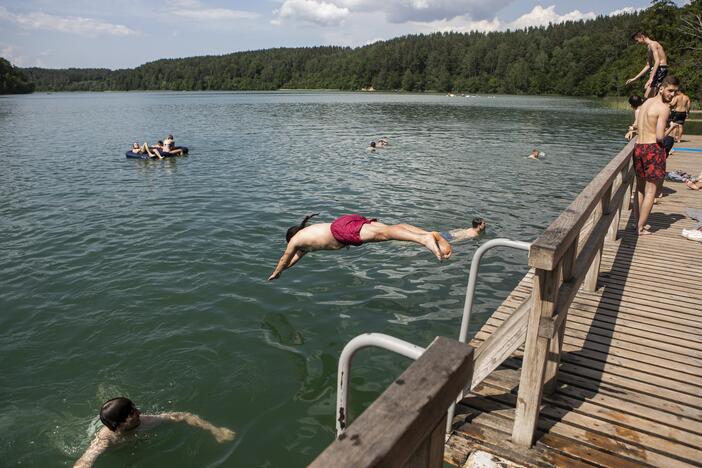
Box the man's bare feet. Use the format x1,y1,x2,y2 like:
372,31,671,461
432,232,452,259
424,233,443,261
638,228,652,236
686,180,700,190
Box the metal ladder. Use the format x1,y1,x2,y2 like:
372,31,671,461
335,238,531,436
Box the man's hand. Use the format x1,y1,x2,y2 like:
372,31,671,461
626,78,635,85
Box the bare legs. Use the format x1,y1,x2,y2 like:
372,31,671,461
359,222,452,260
635,176,662,235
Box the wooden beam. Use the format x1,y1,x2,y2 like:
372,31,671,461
310,337,473,468
512,266,561,446
469,297,530,391
528,140,635,271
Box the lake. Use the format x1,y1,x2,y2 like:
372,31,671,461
0,91,630,467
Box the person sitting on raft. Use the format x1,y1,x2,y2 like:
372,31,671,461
439,217,487,242
74,397,234,468
131,142,160,159
159,134,184,157
268,214,452,281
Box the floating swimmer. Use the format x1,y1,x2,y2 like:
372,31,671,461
268,214,452,281
74,397,234,468
528,149,546,160
439,217,487,243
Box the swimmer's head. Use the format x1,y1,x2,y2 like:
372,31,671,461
286,213,319,243
472,217,486,231
628,95,644,109
100,397,140,432
132,143,139,149
370,141,376,148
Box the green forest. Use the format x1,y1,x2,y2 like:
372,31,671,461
5,0,702,99
0,58,35,94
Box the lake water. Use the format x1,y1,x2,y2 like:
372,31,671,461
0,91,630,467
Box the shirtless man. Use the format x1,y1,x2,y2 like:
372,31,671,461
440,218,486,242
632,75,679,236
626,32,668,98
74,397,234,468
268,214,452,280
669,90,692,143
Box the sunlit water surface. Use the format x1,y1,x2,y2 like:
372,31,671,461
0,91,630,466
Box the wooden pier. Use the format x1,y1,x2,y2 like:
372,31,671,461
446,134,702,467
313,136,702,468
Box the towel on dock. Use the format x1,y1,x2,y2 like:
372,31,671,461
666,170,697,182
686,208,702,229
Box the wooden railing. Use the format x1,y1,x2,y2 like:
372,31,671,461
512,140,636,445
310,337,474,468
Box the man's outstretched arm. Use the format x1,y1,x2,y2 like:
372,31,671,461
268,244,301,281
626,65,650,84
154,412,235,443
74,431,115,468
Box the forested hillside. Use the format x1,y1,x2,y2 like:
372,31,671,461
0,58,35,94
15,1,702,99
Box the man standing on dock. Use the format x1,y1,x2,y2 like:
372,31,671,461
632,75,679,236
626,32,668,98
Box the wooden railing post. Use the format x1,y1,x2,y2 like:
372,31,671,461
543,235,578,395
607,168,626,241
584,186,611,292
512,264,561,446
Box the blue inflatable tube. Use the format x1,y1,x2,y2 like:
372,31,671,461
125,146,189,159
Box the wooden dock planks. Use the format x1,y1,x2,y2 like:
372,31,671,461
446,135,702,467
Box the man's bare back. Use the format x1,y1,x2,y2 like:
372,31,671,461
637,97,670,144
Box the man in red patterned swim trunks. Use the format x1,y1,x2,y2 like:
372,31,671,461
268,213,452,280
632,75,679,236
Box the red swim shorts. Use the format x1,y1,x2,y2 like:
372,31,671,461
330,214,377,246
633,143,666,182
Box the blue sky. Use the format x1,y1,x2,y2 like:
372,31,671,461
0,0,682,69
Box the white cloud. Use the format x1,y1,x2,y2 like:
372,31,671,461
274,0,350,26
272,0,514,26
0,6,139,37
609,6,642,16
167,0,259,21
507,5,595,30
405,4,596,34
0,44,49,67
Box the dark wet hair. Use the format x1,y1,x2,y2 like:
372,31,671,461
472,217,484,228
286,213,319,243
158,140,163,145
628,95,644,108
370,141,376,148
661,75,680,87
630,31,645,41
100,397,137,431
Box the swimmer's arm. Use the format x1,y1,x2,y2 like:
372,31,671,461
154,412,235,443
287,249,306,269
74,430,115,468
268,243,299,281
656,107,671,143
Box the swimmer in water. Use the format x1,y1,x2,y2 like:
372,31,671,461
268,214,452,281
528,149,540,160
368,141,377,152
439,218,487,243
74,397,234,468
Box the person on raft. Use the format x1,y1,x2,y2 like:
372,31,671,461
268,214,452,281
74,397,234,468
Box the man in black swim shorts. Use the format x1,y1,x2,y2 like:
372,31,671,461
626,32,669,98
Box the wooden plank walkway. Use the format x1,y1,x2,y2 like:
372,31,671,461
446,135,702,467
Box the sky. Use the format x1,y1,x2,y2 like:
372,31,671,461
0,0,686,69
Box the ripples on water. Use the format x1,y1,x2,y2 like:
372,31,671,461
0,92,629,466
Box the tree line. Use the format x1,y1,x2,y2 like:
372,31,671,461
0,58,35,94
5,1,702,99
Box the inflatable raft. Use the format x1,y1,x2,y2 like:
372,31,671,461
125,147,189,159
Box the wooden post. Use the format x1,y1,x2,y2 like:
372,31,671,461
543,236,578,395
512,266,561,447
584,186,611,292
